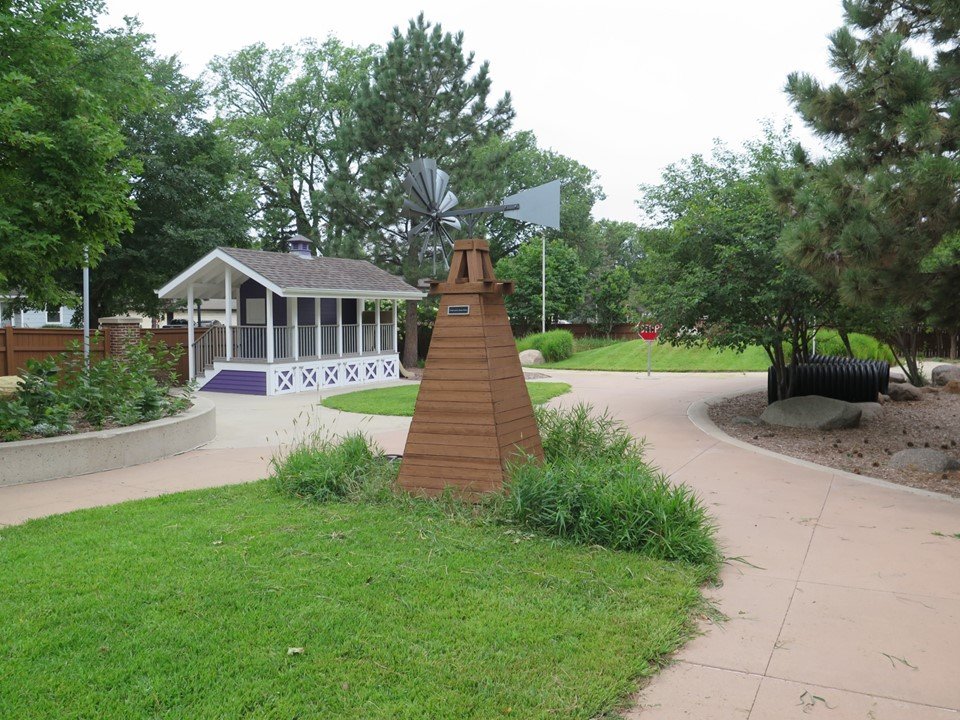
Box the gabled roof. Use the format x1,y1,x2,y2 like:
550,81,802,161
157,247,425,300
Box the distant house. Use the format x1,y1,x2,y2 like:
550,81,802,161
0,296,72,328
157,237,424,396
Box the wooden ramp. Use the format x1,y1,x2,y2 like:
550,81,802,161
397,239,544,497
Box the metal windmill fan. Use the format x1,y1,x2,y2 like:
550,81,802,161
402,157,561,273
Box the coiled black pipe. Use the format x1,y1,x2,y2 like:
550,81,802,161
767,356,890,404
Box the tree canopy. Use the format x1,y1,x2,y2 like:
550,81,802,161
775,0,960,383
638,133,826,399
0,0,151,309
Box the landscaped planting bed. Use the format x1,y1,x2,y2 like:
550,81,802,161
710,389,960,497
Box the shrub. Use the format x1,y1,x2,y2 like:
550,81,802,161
535,402,641,462
0,337,191,442
272,432,398,503
501,403,720,570
504,456,720,567
516,330,575,362
815,330,895,362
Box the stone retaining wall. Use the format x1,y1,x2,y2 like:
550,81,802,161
0,397,216,487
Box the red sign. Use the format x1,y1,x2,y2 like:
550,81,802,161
639,331,658,341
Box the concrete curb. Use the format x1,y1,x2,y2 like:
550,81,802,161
0,396,216,487
687,390,960,505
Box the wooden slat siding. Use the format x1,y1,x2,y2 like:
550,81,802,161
200,369,267,395
398,239,543,497
1,327,107,376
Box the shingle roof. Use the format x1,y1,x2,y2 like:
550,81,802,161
219,247,420,295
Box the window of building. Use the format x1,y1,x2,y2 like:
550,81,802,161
46,307,61,323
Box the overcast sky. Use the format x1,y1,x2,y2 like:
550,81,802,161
104,0,845,224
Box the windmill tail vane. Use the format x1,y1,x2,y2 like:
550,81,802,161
401,157,561,273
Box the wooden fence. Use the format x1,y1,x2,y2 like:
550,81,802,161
1,326,193,382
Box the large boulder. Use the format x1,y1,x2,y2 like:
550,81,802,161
761,395,862,430
889,448,960,473
888,370,907,384
945,380,960,395
854,402,883,423
519,349,545,366
887,383,922,402
931,364,960,387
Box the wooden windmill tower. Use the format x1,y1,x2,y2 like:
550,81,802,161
397,238,544,497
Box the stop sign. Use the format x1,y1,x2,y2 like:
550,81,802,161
639,330,658,341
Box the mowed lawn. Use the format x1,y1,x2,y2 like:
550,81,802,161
321,381,571,416
0,482,707,719
540,340,770,372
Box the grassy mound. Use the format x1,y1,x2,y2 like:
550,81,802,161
320,381,571,416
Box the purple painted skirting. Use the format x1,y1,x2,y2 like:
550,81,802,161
201,369,267,395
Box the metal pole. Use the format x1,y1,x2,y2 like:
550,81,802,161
646,340,653,377
82,247,90,366
541,236,546,334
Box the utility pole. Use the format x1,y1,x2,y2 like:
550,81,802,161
541,236,546,334
82,247,90,367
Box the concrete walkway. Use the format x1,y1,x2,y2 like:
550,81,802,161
1,371,958,718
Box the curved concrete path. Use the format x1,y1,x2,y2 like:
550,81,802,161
1,371,958,719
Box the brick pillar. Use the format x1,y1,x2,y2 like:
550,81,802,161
99,316,144,358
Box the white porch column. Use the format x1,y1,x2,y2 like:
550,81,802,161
266,289,274,363
336,297,343,357
187,284,195,380
290,297,299,361
375,298,382,354
224,268,233,361
314,297,322,358
356,298,364,356
392,300,398,354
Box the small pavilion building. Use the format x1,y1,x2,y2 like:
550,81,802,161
157,238,424,395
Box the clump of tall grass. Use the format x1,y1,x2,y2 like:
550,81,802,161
501,403,721,571
516,330,575,362
271,431,397,503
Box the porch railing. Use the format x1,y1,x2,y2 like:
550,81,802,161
192,323,397,372
341,324,358,354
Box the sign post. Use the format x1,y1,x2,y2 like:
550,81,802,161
638,325,661,377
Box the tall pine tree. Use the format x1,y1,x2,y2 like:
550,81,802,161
330,14,514,367
776,0,960,383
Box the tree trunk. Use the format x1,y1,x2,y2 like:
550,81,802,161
402,299,419,369
951,331,958,360
839,328,854,357
892,326,924,386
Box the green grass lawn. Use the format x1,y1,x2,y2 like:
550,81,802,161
0,482,707,719
540,339,771,372
321,381,571,416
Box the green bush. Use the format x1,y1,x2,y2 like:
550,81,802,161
0,336,191,442
815,330,895,362
500,403,720,570
516,329,575,362
272,432,398,503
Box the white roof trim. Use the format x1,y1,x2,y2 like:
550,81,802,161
157,248,283,299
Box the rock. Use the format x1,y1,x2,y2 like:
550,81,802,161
919,385,940,394
761,395,861,431
0,375,19,400
519,349,545,366
945,380,960,395
931,364,960,387
877,393,890,404
888,371,907,384
733,416,761,426
889,448,960,473
887,383,922,402
854,402,883,423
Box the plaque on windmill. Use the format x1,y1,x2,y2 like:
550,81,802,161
397,239,544,497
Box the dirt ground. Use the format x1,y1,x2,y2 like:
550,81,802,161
710,387,960,498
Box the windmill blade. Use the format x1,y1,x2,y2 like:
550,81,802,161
432,169,450,206
401,197,431,219
440,215,461,231
438,190,458,213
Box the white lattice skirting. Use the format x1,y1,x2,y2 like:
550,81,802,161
201,355,400,396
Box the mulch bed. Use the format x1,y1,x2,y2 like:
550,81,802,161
709,387,960,498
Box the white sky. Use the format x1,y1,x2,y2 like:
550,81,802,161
105,0,845,224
